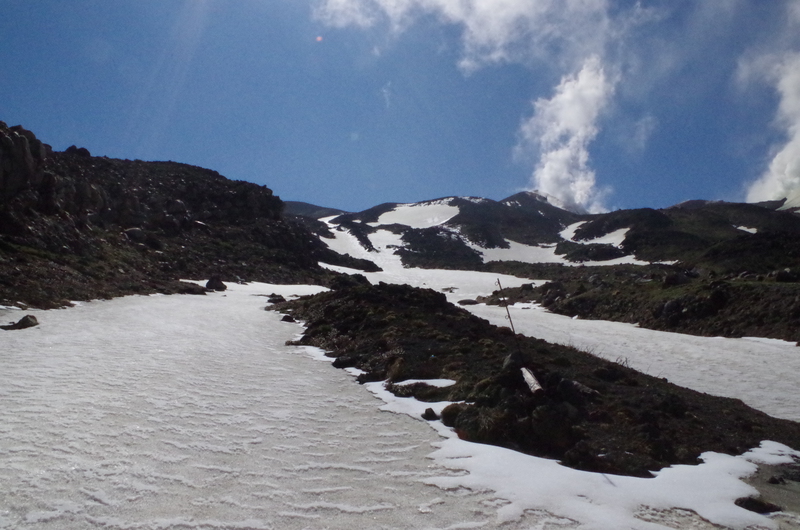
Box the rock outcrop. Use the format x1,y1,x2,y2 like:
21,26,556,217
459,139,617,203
0,121,379,308
0,123,53,202
205,275,227,291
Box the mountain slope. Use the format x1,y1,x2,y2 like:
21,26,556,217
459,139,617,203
302,192,800,342
312,192,800,273
0,122,376,308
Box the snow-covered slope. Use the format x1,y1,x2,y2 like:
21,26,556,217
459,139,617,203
323,196,651,268
366,200,460,228
316,193,800,273
3,280,799,529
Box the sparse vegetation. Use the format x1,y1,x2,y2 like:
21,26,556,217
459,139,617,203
276,281,800,478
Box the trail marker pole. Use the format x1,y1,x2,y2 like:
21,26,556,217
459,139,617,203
496,278,517,334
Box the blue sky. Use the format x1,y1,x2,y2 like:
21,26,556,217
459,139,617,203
2,1,800,213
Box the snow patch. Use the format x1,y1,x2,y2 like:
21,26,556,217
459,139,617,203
394,378,456,388
368,201,460,228
559,221,587,241
583,227,629,247
3,277,800,529
559,222,629,248
468,239,649,266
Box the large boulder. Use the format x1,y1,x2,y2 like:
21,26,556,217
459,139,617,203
1,314,39,330
206,275,227,291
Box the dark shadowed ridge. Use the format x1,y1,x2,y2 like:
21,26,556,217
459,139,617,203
0,121,379,308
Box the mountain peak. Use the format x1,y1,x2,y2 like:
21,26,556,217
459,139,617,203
502,190,588,214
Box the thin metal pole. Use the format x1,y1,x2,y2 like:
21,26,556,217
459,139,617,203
496,278,517,335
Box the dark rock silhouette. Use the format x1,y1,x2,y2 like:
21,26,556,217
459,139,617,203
1,314,39,330
205,276,227,291
0,121,380,308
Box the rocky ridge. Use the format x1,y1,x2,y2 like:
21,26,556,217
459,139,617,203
292,192,800,343
0,122,377,308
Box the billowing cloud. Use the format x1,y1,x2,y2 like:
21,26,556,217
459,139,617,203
742,0,800,205
745,52,800,202
516,56,614,213
314,0,616,212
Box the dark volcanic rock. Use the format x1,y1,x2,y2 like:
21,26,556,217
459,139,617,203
1,314,39,330
483,262,800,343
0,121,379,308
275,282,800,478
422,408,439,421
734,496,782,514
65,145,91,157
206,275,227,291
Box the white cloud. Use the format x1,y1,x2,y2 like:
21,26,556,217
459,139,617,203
516,56,614,213
733,1,800,202
315,0,610,71
315,0,618,212
745,52,800,202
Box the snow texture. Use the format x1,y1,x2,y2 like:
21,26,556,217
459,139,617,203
1,284,552,529
3,281,799,529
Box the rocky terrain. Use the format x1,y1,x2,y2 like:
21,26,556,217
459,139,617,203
481,262,800,343
275,280,800,479
296,190,800,343
0,122,377,308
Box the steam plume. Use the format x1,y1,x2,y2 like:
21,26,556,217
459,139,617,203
517,56,614,213
745,53,800,202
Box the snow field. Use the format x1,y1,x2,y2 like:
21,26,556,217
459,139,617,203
0,284,551,529
366,201,460,229
3,282,799,528
468,303,800,423
329,204,648,268
4,208,800,529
